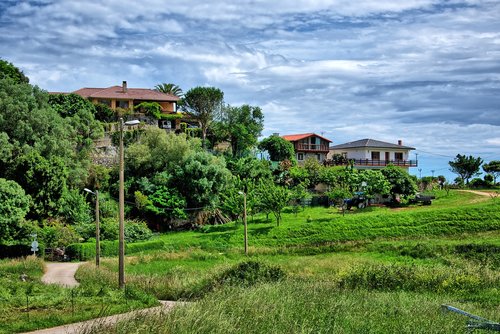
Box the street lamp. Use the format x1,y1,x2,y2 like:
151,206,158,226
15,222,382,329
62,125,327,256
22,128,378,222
238,191,248,256
84,188,100,267
119,118,140,289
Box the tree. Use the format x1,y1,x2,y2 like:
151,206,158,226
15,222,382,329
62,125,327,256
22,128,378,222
183,86,224,147
0,178,31,242
482,160,500,184
155,83,183,97
357,169,391,197
216,104,264,157
126,127,201,177
256,180,290,226
449,154,483,184
172,151,232,209
0,58,29,84
258,135,295,162
380,165,418,201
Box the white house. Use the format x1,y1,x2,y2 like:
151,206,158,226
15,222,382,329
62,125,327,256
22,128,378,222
327,138,417,170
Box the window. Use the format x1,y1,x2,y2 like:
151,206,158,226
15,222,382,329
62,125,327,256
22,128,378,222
97,99,111,107
116,100,129,109
371,151,380,160
298,153,304,161
395,152,403,160
316,153,322,161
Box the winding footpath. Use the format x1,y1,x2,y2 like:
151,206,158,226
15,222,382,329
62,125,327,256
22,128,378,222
41,262,82,287
23,263,183,334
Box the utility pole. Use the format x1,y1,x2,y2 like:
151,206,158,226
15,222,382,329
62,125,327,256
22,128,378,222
118,119,125,289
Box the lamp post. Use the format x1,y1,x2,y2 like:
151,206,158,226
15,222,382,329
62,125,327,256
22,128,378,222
119,118,140,289
238,191,248,256
84,188,100,267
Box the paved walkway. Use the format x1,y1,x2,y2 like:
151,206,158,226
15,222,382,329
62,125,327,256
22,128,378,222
21,300,181,334
41,262,83,287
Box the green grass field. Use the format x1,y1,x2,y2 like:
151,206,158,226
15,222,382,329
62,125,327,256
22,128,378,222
1,190,499,333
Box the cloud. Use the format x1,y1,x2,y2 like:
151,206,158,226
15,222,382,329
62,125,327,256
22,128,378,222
1,0,499,181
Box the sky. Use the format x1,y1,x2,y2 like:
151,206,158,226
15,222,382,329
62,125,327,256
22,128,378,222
1,0,499,181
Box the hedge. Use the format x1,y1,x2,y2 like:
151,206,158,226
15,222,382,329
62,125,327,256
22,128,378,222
0,243,45,259
65,240,165,261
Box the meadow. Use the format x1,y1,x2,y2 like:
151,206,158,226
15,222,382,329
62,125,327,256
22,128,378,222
1,189,499,333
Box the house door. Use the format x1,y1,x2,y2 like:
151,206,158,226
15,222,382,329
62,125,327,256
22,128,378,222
385,152,390,162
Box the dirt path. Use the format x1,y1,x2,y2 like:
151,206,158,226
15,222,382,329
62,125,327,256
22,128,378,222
41,262,83,287
459,189,496,197
21,300,182,334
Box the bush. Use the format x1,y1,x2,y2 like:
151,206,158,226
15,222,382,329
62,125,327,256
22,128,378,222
37,220,80,248
0,244,45,259
212,261,286,288
125,220,153,242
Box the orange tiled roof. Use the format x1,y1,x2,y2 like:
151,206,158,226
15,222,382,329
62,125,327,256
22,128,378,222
72,86,180,102
282,133,332,142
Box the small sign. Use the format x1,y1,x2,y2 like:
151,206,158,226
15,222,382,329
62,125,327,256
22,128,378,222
31,240,39,253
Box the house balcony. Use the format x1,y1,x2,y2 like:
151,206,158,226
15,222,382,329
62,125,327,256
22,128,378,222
351,159,418,167
296,143,329,152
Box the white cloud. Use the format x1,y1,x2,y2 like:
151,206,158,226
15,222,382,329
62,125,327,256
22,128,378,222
1,0,499,177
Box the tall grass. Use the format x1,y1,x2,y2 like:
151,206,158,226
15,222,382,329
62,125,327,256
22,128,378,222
83,280,500,334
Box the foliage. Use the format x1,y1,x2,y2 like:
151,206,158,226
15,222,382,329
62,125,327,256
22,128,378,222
173,151,232,209
14,151,69,217
256,180,291,226
326,187,352,206
449,154,483,184
127,127,201,177
258,135,295,162
183,86,224,146
124,220,154,242
37,220,80,248
482,160,500,184
215,104,264,157
94,103,116,122
381,165,418,200
155,82,183,97
48,93,104,153
0,178,30,242
289,183,310,214
320,166,358,191
211,261,285,288
58,188,92,224
133,172,187,221
134,101,162,119
226,157,272,192
0,58,29,84
357,169,391,196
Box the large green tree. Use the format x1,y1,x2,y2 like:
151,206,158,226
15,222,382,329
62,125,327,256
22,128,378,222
216,104,264,157
258,135,295,162
0,58,29,84
173,151,232,209
183,86,224,147
0,178,30,242
380,165,418,200
482,160,500,184
449,154,483,184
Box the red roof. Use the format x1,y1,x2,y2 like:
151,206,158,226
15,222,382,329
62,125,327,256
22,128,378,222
282,133,332,142
72,86,180,102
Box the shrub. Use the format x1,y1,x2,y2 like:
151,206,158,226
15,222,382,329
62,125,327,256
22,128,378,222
125,220,153,242
211,261,286,289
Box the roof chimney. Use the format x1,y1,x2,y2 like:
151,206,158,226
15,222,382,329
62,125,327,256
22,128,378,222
122,81,127,93
398,140,402,146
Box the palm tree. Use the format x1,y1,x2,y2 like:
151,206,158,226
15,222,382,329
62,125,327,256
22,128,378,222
154,83,183,97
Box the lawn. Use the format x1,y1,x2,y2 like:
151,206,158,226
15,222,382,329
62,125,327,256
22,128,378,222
1,190,499,333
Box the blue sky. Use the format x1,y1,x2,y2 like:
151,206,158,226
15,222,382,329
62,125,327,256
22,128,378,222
1,0,499,181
